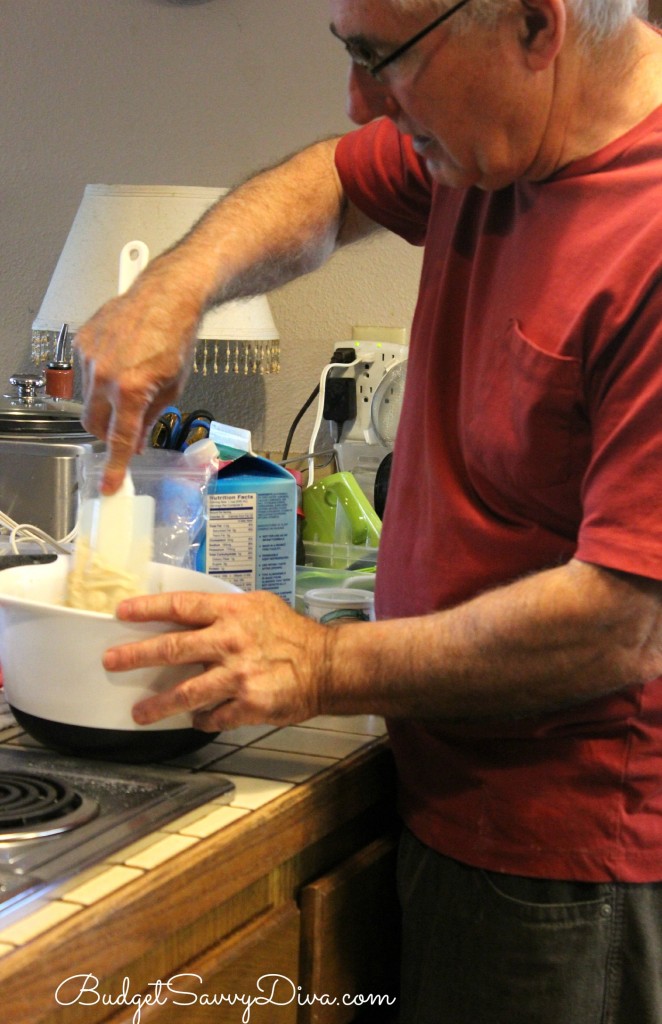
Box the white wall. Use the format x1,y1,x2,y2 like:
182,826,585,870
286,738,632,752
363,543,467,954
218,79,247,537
1,0,422,453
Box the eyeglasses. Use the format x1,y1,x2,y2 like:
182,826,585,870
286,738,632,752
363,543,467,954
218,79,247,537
331,0,473,81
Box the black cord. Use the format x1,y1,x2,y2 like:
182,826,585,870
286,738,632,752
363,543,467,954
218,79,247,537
282,348,356,461
282,384,320,462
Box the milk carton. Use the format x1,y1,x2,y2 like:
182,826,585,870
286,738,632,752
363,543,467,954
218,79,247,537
197,423,297,605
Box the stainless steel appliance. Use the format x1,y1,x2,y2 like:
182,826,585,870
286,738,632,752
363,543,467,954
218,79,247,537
0,373,101,539
0,691,233,923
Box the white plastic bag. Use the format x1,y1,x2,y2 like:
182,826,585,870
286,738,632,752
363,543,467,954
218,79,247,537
77,443,217,570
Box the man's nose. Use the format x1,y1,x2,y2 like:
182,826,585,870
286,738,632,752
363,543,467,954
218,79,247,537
346,66,399,124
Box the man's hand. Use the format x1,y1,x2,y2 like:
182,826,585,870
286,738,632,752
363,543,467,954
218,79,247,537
74,270,202,494
102,589,334,732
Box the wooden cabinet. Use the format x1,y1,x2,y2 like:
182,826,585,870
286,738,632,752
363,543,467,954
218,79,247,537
107,835,400,1024
299,837,400,1024
0,742,399,1024
110,902,301,1024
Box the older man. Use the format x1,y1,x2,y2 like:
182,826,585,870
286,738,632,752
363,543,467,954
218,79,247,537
76,2,662,1020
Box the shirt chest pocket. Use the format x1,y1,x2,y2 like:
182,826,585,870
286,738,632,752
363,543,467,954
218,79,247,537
462,319,586,495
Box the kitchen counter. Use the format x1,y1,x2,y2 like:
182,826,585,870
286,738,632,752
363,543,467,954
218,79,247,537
0,710,399,1024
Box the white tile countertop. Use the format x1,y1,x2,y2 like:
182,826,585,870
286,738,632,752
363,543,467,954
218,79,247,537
0,705,387,952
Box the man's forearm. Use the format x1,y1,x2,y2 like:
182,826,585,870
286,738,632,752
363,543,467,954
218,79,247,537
323,559,662,721
139,136,360,320
74,136,379,493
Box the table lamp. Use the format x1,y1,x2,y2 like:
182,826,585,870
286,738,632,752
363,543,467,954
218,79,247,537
31,184,280,381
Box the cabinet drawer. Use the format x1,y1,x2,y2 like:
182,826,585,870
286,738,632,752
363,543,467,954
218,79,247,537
299,836,400,1024
108,901,300,1024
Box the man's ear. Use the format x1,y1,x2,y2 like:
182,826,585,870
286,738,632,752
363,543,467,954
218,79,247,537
519,0,566,69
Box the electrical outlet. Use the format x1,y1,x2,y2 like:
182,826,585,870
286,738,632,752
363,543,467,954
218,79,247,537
351,325,408,345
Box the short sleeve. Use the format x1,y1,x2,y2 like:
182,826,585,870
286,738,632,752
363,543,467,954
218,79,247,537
335,118,432,245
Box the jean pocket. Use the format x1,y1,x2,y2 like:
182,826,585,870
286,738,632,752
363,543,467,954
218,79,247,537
460,871,616,1024
480,869,614,923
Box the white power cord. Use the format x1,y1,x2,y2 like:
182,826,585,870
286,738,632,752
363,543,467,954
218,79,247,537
307,357,362,484
0,510,74,555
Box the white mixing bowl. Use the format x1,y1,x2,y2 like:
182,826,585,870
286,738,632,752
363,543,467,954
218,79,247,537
0,555,241,761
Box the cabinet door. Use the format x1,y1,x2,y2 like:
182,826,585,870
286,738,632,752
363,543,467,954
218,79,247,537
108,901,300,1024
298,837,400,1024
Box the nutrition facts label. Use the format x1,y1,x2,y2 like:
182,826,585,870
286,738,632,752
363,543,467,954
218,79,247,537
205,492,257,591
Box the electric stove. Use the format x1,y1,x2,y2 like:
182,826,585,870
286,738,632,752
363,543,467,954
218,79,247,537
0,694,233,922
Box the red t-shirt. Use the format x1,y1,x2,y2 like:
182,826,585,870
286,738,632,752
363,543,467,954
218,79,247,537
335,110,662,881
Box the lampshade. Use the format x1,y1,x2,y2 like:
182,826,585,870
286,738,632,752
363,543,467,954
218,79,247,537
32,184,280,374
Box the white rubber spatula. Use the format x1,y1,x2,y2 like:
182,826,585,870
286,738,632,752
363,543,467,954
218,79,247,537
67,471,155,613
66,237,156,613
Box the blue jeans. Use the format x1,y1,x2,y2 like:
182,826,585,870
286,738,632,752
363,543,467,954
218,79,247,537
397,829,662,1024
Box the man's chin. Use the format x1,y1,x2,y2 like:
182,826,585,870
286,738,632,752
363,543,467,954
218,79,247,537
425,153,507,192
411,134,482,189
424,155,470,189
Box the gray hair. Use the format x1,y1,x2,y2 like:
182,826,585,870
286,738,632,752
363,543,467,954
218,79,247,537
387,0,647,43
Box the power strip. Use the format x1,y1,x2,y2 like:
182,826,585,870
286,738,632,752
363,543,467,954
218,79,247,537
307,339,408,487
311,340,407,446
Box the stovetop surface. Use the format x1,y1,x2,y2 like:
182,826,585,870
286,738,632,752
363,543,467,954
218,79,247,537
0,698,234,920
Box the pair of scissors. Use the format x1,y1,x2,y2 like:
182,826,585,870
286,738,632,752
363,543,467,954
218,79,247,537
150,406,216,451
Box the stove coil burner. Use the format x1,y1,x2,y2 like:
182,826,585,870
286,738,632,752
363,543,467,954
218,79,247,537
0,771,99,841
